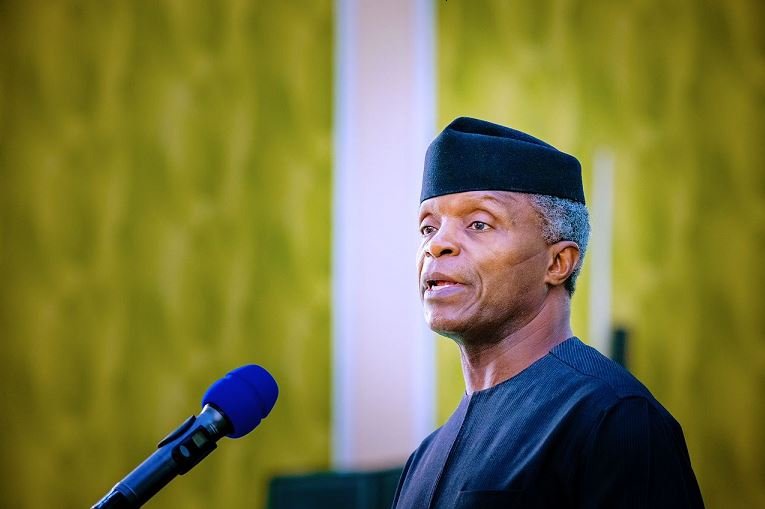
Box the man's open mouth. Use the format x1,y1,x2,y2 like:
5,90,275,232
426,280,460,290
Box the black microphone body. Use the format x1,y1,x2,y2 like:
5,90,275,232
92,404,230,509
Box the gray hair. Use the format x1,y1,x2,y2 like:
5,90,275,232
527,194,590,295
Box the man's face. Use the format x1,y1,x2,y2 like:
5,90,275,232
417,191,551,342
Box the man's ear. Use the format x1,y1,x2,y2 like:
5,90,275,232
544,241,580,287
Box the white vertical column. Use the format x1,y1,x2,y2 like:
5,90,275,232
589,149,615,357
333,0,436,469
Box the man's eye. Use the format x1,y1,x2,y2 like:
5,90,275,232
420,225,437,236
468,221,491,231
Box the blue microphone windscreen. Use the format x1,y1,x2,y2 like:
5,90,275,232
202,365,279,439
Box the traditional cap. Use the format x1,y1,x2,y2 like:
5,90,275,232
421,117,585,204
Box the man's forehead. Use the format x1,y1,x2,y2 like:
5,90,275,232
418,190,527,217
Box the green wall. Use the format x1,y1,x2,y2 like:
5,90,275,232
436,1,764,507
0,1,332,507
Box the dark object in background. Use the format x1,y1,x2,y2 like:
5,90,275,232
611,327,629,368
267,467,403,509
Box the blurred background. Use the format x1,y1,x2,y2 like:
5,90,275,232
0,1,762,508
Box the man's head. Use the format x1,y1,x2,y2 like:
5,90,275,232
417,117,590,341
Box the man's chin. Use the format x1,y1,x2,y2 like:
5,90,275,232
425,314,469,340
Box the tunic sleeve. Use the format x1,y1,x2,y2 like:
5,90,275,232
576,396,704,508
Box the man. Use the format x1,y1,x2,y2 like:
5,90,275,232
392,117,704,508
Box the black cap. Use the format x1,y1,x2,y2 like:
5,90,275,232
421,117,585,204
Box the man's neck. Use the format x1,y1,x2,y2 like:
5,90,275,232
458,292,573,394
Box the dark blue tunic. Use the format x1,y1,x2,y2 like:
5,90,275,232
392,337,704,508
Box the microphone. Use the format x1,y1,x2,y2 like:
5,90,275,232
91,365,278,509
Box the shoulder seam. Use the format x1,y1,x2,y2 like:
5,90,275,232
548,349,649,402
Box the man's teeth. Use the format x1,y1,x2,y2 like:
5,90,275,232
432,280,456,288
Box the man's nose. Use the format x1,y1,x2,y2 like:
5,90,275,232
425,226,461,258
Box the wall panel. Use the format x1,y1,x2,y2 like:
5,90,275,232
0,2,333,507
